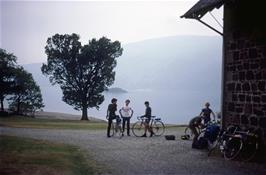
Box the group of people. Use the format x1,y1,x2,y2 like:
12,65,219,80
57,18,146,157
106,98,154,138
106,99,216,143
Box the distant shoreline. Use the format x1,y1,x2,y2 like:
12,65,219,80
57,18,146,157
106,87,128,93
34,111,105,122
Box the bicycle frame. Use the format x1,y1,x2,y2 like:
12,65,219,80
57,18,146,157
132,116,165,137
137,116,158,129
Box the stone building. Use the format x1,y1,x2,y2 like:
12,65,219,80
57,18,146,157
182,0,266,141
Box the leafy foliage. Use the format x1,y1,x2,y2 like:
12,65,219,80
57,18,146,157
0,48,44,116
0,48,17,110
8,67,44,115
42,33,123,120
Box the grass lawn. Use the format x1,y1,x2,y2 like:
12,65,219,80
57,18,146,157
0,116,187,130
0,135,104,175
0,116,107,130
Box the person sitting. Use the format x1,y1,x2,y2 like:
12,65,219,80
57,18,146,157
141,101,154,137
119,99,134,136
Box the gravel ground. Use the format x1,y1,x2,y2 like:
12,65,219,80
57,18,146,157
1,126,266,175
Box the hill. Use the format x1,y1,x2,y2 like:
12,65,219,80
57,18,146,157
23,35,222,124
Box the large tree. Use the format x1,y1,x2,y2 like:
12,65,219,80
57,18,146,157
8,67,44,115
0,48,17,111
41,34,123,120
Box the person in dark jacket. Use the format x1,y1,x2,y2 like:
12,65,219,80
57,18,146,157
141,101,154,137
106,98,118,137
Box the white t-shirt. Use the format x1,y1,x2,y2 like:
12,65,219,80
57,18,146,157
120,106,133,118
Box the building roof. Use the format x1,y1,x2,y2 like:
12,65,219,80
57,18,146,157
181,0,224,19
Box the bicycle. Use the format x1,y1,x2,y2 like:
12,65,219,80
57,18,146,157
208,125,241,158
132,116,165,137
208,125,259,161
106,115,123,138
224,128,259,161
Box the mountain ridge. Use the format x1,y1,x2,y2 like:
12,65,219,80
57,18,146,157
22,35,222,124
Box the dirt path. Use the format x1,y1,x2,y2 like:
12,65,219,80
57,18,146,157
1,126,265,175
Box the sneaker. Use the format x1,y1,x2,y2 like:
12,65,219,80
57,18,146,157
127,134,131,136
107,135,111,138
122,133,124,136
141,134,147,137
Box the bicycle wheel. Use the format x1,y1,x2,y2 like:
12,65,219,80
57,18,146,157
119,128,124,138
184,127,193,139
223,137,243,160
185,127,201,139
208,137,222,157
152,121,165,136
109,122,115,137
117,125,123,138
132,121,145,137
240,136,259,162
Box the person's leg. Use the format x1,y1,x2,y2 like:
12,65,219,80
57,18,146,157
146,119,153,137
126,118,130,136
107,118,112,137
144,123,147,133
122,117,126,133
149,123,154,137
142,121,148,137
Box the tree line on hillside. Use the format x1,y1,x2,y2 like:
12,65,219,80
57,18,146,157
1,34,122,120
0,49,44,116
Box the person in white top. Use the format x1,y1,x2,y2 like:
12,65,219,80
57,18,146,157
119,99,134,136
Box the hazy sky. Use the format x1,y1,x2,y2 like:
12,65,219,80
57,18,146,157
0,0,223,64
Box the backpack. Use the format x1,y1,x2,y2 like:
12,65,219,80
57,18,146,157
192,136,208,149
165,135,175,140
204,125,220,143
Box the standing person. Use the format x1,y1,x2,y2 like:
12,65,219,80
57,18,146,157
189,116,203,148
141,101,154,137
106,98,118,138
119,99,134,136
199,102,216,125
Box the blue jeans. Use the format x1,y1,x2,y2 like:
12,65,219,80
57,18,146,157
122,117,131,135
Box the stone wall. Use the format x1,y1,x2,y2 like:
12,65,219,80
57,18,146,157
223,31,266,139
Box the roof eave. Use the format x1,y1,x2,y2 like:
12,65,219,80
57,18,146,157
181,0,224,19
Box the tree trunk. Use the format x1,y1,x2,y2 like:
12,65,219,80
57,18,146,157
17,96,21,115
0,96,4,111
81,106,89,120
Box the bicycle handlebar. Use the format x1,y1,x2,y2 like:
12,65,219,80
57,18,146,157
223,126,259,139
